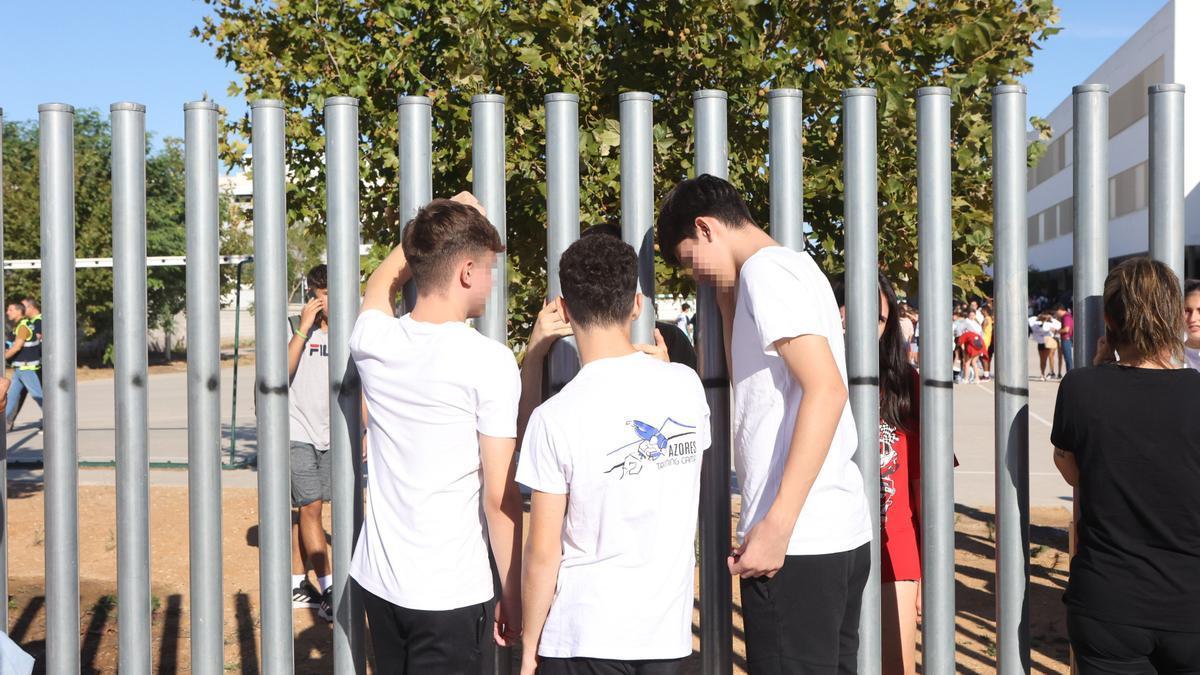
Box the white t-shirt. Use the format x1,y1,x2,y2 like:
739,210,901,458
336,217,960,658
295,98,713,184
348,310,520,611
731,246,872,555
517,352,711,660
288,325,330,450
1028,316,1061,344
961,318,983,336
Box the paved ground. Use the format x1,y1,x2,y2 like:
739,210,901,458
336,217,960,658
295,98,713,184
5,340,1074,506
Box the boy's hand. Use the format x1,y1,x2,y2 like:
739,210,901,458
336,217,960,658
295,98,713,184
633,328,670,363
494,592,522,647
298,298,323,335
528,298,572,357
727,514,790,579
450,191,488,218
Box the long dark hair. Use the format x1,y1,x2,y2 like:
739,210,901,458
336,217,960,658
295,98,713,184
879,272,916,430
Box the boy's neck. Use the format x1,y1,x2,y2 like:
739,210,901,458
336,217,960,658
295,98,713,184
574,324,637,366
410,294,469,324
728,226,780,272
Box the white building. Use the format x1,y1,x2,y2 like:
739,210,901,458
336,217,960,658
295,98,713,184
1026,0,1200,288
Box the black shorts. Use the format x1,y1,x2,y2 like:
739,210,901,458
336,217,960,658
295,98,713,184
740,543,870,674
538,656,685,675
361,583,489,674
1069,611,1200,673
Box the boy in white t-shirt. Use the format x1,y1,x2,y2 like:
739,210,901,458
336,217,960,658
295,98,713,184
657,175,872,673
518,234,711,675
348,193,523,673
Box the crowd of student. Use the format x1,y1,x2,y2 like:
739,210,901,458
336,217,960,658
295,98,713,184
270,174,1200,674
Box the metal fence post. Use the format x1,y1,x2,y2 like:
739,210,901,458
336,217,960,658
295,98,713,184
326,96,366,674
184,100,224,675
992,84,1032,675
112,100,152,675
399,95,432,311
843,87,881,675
916,86,955,673
769,89,804,252
620,92,655,344
40,101,80,675
1073,85,1110,372
1149,84,1185,284
252,99,295,674
693,88,733,675
545,93,581,393
473,94,508,346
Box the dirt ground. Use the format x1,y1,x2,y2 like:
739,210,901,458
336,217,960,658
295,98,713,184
5,481,1071,673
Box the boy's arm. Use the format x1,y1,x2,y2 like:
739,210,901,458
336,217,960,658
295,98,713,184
714,286,736,373
479,432,523,645
360,243,411,317
729,334,847,578
4,325,28,361
520,490,567,675
518,299,572,443
288,299,325,383
1053,447,1079,487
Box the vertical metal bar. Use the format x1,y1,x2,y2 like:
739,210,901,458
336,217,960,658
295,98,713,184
693,88,733,675
398,96,432,312
184,100,223,675
0,105,7,633
326,96,366,674
252,99,294,674
843,88,880,675
473,94,508,345
1073,85,1109,370
113,101,151,675
545,93,581,394
769,89,804,252
40,102,80,675
916,86,955,673
992,84,1031,675
1149,84,1185,285
620,92,655,344
229,259,249,466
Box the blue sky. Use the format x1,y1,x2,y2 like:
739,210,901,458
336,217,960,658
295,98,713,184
0,0,1173,144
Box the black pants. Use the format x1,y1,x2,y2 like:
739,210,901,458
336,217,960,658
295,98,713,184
538,656,684,675
740,543,870,674
1069,611,1200,674
362,584,488,674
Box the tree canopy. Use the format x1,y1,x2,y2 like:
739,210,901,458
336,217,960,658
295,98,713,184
196,0,1059,339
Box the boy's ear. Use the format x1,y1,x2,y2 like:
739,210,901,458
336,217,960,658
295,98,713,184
631,293,643,321
458,256,475,288
558,296,572,325
695,216,715,243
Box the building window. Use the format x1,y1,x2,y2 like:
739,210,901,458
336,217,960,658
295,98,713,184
1109,56,1165,138
1109,161,1148,220
1029,214,1041,245
1058,198,1073,234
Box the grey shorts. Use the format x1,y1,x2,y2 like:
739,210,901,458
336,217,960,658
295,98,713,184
291,441,332,507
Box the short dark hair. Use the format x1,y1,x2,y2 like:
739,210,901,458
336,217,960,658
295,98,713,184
559,233,638,329
306,264,328,291
402,199,504,289
656,174,755,267
21,296,38,309
681,302,690,311
7,300,24,312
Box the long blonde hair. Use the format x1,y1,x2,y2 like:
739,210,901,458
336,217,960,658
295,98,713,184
1103,257,1184,367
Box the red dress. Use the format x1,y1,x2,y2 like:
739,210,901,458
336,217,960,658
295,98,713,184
880,417,921,582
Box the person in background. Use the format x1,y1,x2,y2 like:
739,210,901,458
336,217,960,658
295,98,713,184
1184,279,1200,372
1053,303,1075,374
980,305,994,380
1028,311,1061,381
956,309,985,384
4,301,43,432
287,264,335,622
907,306,920,368
876,274,923,675
676,302,693,343
1052,257,1200,673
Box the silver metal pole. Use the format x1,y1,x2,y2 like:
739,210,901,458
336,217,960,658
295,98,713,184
992,85,1031,675
398,95,432,312
473,94,508,345
693,88,733,675
0,106,7,633
184,100,223,675
843,87,880,675
326,96,366,674
40,102,80,674
1149,84,1185,284
620,92,655,344
916,86,955,673
252,99,294,674
1073,85,1110,370
545,93,581,394
769,89,804,251
112,101,151,675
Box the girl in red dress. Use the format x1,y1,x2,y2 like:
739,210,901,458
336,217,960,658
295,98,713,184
877,274,921,675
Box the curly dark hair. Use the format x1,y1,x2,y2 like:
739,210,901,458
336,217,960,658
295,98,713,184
402,199,504,289
559,233,638,329
656,174,755,267
306,264,328,291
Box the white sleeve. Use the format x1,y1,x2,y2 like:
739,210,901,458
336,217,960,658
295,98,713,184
742,257,829,354
515,407,569,494
476,347,520,438
348,309,392,362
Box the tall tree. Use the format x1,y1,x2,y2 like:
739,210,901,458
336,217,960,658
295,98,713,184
197,0,1059,339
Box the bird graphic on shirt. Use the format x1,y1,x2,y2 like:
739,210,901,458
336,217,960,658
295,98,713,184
604,417,697,479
